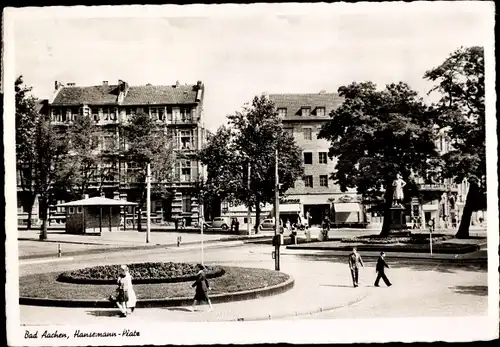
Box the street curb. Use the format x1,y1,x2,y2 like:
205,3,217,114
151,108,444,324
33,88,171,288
19,275,295,308
285,244,481,254
18,236,272,260
293,252,488,264
232,292,371,321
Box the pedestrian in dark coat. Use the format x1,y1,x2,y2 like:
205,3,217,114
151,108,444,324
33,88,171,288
348,247,364,287
375,252,392,287
190,264,213,312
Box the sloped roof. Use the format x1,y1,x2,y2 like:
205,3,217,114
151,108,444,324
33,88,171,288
56,196,137,207
269,93,343,116
52,85,120,105
121,84,199,105
51,83,202,106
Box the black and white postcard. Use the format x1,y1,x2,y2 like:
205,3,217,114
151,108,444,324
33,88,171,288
3,2,498,346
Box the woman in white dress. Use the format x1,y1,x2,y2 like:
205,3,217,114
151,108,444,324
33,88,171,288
116,265,137,317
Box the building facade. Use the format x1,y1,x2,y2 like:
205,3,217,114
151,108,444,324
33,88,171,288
410,130,486,230
220,91,367,228
17,79,207,227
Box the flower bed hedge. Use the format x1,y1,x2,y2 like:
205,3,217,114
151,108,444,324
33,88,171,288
340,234,453,245
20,266,291,304
57,262,225,285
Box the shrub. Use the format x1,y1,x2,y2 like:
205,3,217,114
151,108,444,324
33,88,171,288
57,262,225,285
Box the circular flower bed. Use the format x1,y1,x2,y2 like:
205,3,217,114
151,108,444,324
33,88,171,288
20,266,293,306
57,262,225,285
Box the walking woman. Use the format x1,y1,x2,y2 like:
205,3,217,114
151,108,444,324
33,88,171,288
190,264,213,312
116,265,137,317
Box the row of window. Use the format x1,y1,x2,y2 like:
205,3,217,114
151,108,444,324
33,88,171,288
303,175,329,188
51,106,196,123
283,127,316,141
278,107,326,118
79,129,198,152
304,152,328,164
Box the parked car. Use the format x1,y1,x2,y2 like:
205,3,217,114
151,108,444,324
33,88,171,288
258,219,284,233
210,217,231,231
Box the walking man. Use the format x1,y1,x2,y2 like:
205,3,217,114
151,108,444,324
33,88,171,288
348,247,364,287
374,252,392,287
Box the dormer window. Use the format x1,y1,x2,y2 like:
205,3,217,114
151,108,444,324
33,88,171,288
278,108,287,118
301,107,311,117
316,107,326,117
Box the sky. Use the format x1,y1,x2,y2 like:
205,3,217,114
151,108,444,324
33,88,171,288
9,2,494,132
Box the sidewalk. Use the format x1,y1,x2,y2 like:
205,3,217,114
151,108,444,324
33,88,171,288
20,260,372,324
280,248,488,263
18,229,271,260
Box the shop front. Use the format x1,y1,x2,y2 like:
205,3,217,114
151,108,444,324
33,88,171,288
220,193,366,228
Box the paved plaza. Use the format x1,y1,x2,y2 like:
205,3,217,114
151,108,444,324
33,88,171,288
18,240,488,324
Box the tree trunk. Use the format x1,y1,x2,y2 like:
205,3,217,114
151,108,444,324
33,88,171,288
255,199,261,233
455,181,478,239
25,194,36,230
39,197,48,240
27,209,33,230
380,184,394,237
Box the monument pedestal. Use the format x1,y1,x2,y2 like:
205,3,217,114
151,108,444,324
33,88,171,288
389,205,407,230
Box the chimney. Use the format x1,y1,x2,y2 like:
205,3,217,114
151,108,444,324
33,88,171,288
117,79,130,103
67,83,75,87
54,81,63,90
197,80,203,88
102,81,108,87
175,80,180,87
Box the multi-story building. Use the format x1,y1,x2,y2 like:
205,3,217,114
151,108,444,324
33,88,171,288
220,91,367,228
270,92,366,226
17,79,207,227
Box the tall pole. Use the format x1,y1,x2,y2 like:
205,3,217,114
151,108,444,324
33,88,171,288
247,162,252,235
274,147,280,271
146,162,151,243
200,201,204,265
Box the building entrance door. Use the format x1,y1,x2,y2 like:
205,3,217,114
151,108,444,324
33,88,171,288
303,204,330,226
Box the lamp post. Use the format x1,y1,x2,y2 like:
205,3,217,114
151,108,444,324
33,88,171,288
274,146,280,271
247,161,252,235
146,162,151,243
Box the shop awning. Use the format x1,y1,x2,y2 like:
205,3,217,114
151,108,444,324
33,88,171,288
422,204,438,211
334,202,360,212
268,204,302,217
279,204,302,213
56,196,137,207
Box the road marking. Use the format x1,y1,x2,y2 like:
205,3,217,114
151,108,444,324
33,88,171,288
20,257,74,265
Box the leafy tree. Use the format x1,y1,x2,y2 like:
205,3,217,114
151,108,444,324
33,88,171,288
424,46,485,238
318,82,438,236
35,120,70,240
199,95,304,231
123,111,175,230
15,76,40,229
58,115,100,199
196,126,239,221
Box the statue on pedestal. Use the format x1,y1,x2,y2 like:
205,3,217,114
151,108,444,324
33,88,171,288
392,173,406,207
